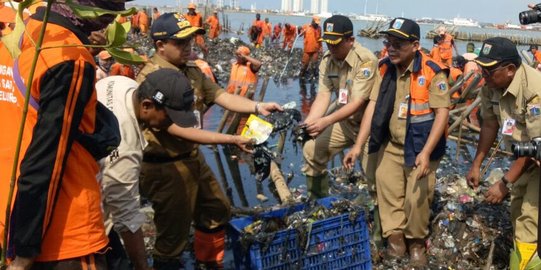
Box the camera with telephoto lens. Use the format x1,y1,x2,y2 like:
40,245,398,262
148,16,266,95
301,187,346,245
512,137,541,160
519,3,541,25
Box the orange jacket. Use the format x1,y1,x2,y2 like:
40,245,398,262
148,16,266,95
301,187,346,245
109,63,135,79
533,50,541,63
185,12,202,27
227,62,258,96
206,15,220,39
194,59,216,83
263,22,272,37
302,24,321,53
430,46,442,64
438,33,454,60
0,12,107,261
449,66,463,99
138,11,149,34
463,60,484,91
283,24,296,39
251,19,265,45
131,12,140,29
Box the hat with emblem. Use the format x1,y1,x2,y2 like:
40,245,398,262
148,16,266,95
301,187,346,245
474,37,520,67
151,12,205,40
320,15,353,45
138,69,198,128
380,17,420,41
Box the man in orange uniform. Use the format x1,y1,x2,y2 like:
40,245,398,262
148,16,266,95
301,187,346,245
205,10,221,40
152,7,161,22
185,3,208,56
262,17,272,47
248,13,265,48
227,46,261,97
528,44,541,64
437,26,456,67
300,16,322,79
430,35,443,64
282,23,297,50
138,9,149,36
272,22,282,46
0,0,128,269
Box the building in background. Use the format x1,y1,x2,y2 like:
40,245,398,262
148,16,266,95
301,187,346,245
320,0,327,13
310,0,319,14
292,0,303,12
229,0,239,9
216,0,223,8
281,0,291,12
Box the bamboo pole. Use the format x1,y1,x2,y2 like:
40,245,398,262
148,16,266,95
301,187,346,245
215,86,241,133
449,96,482,132
212,147,234,205
447,135,512,156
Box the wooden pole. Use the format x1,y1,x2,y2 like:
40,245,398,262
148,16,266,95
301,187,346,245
449,96,481,132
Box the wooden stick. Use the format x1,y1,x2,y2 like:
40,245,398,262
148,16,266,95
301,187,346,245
480,137,504,176
216,86,241,133
449,96,481,132
447,135,512,156
270,161,293,204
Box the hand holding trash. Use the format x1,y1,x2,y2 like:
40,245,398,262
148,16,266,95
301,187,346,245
484,180,509,204
233,135,255,153
257,102,283,116
343,147,361,170
466,165,481,189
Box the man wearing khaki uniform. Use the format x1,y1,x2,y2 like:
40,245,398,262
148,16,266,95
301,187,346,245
364,18,450,266
302,15,378,198
466,37,541,270
137,13,282,269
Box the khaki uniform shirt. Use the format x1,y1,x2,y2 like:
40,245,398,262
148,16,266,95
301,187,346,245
480,64,541,144
370,60,450,145
319,41,378,127
136,55,226,157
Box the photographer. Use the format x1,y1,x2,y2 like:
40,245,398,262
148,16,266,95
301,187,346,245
465,37,541,269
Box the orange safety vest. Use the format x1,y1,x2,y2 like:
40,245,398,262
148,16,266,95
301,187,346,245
227,62,257,96
185,12,202,27
379,52,446,121
302,24,321,53
439,33,453,60
430,46,442,64
0,15,107,261
272,24,282,39
375,51,448,166
263,22,272,37
448,66,463,99
194,59,216,83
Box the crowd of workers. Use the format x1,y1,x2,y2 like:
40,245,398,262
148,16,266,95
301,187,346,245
0,1,539,270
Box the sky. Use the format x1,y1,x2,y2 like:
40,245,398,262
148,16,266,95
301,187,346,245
132,0,536,24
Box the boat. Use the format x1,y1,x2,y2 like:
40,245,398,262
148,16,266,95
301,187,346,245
356,14,390,22
444,17,481,28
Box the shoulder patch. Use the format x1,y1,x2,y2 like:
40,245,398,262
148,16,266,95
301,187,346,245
418,76,426,86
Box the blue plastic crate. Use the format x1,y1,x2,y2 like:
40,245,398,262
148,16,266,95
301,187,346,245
229,197,371,270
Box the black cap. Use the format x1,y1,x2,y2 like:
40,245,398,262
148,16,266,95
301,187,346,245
474,37,520,67
151,12,205,41
528,44,539,51
380,17,420,41
321,15,353,45
139,69,198,128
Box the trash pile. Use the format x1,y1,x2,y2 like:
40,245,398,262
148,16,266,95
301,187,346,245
204,38,304,84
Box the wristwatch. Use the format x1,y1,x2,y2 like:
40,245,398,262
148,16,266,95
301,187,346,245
501,176,513,190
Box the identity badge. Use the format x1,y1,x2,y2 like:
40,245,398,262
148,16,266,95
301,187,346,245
338,88,348,104
398,102,408,119
501,118,516,136
194,110,202,129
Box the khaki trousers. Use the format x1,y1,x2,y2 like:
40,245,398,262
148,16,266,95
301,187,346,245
302,120,358,177
376,141,440,239
139,150,231,259
511,166,540,243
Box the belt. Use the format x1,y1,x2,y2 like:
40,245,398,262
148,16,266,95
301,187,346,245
143,149,198,163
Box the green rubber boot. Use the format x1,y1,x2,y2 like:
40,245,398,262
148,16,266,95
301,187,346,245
306,173,329,199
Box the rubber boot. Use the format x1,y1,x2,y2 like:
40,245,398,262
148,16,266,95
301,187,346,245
194,229,225,270
385,231,406,259
510,241,541,270
408,238,428,267
306,173,329,199
152,256,184,270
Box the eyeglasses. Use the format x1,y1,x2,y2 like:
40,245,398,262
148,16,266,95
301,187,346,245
383,39,411,50
481,63,511,78
169,38,194,47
